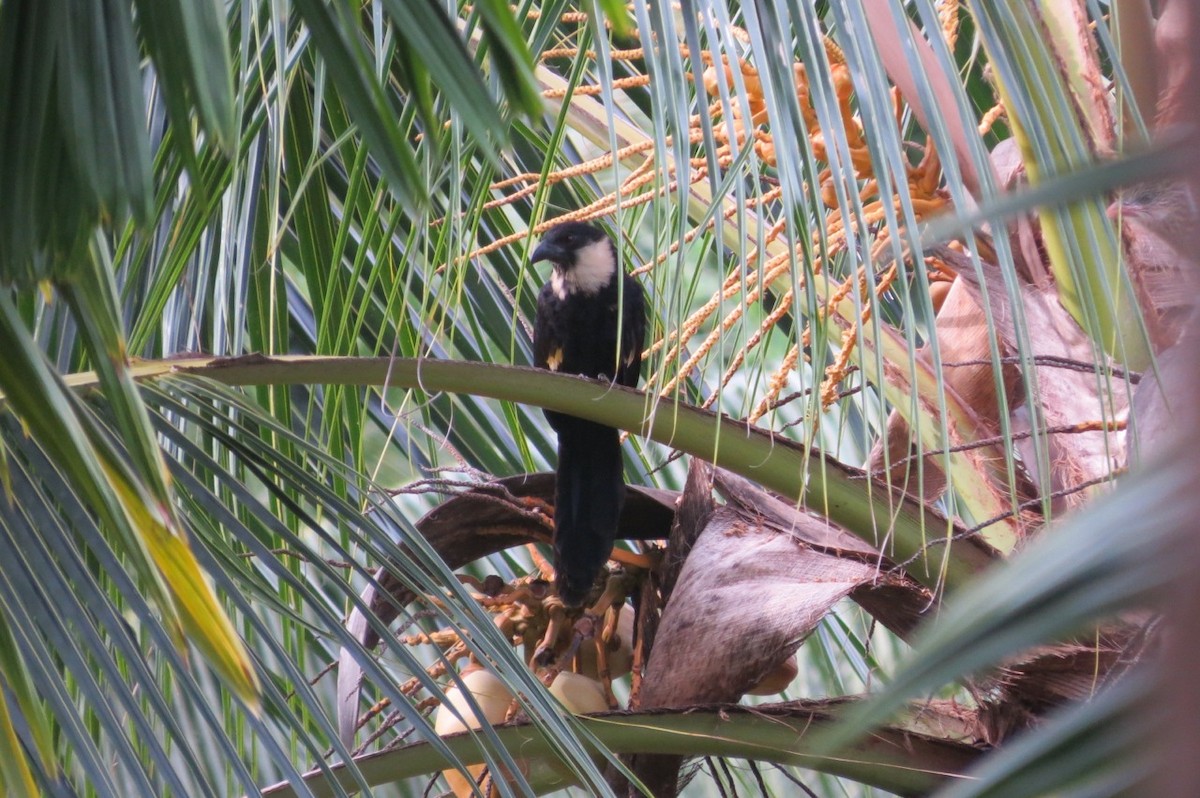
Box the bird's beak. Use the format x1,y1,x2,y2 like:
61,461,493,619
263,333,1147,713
530,241,567,266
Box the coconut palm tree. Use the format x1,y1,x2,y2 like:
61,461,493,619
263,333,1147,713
0,1,1196,796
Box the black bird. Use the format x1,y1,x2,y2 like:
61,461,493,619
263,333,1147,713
531,222,645,607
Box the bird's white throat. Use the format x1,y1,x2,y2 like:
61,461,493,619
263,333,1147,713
551,238,616,298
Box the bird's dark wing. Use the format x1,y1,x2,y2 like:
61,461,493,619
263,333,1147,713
533,283,565,373
616,273,646,388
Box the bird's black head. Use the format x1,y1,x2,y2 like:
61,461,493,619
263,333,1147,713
530,222,617,296
530,222,609,269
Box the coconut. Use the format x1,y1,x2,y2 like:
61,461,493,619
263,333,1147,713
434,668,512,796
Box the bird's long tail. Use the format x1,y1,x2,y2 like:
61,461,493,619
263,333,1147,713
553,419,626,606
